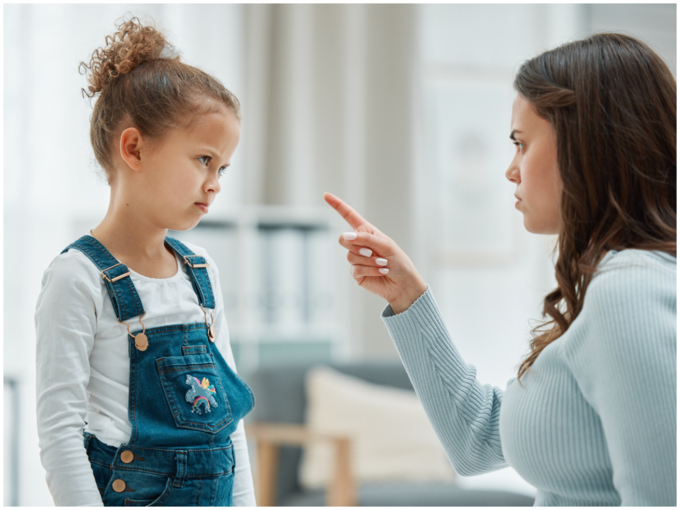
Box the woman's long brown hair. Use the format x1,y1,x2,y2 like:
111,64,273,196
513,33,676,386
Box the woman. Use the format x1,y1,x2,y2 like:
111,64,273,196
324,33,676,506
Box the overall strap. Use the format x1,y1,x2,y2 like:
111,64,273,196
164,237,216,309
61,235,145,322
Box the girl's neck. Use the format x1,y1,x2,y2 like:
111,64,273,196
90,191,177,277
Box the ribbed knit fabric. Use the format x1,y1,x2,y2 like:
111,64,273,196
381,249,676,506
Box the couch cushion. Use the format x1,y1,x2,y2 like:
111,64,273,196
281,482,535,507
299,365,457,488
247,361,416,503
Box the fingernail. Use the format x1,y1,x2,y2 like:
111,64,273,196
376,258,388,266
360,248,372,257
379,268,389,275
343,232,357,240
350,265,355,276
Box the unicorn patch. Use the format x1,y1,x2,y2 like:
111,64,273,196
184,375,218,415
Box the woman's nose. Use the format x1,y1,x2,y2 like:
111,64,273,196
505,160,519,183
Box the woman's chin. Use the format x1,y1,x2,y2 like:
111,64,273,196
523,216,560,236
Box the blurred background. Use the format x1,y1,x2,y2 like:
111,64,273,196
4,3,676,506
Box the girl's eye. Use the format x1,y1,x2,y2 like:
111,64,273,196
199,156,227,177
513,141,524,151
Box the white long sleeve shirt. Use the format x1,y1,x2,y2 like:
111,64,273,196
35,238,256,507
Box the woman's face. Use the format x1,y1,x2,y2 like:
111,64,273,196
120,108,241,231
505,94,563,235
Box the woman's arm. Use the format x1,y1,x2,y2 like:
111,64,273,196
382,287,508,475
561,251,676,506
34,251,105,506
324,192,508,475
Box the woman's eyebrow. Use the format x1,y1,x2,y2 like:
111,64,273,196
509,129,523,141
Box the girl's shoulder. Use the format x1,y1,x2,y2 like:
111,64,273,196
37,247,106,312
171,238,220,273
43,246,104,286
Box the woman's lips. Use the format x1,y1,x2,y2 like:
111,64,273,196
195,203,209,213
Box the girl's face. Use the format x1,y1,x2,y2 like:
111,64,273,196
505,94,563,235
123,108,241,231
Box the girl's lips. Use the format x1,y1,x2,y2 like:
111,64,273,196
195,203,209,213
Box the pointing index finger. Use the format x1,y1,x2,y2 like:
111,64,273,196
323,192,369,231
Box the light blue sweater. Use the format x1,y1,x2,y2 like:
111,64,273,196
382,249,676,506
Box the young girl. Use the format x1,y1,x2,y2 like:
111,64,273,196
35,17,255,506
325,33,676,506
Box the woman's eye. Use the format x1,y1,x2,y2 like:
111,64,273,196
198,156,211,166
218,167,227,178
513,142,524,151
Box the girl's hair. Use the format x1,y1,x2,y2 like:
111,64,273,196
79,16,241,183
513,33,676,386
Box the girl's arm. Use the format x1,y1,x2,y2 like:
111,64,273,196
35,251,105,506
561,251,676,506
202,248,257,506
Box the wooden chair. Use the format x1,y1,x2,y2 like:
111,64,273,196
246,423,357,506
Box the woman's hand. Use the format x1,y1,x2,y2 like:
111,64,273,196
323,192,428,315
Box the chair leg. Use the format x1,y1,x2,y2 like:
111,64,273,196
256,440,280,506
327,438,357,506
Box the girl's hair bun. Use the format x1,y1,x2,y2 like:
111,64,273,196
80,17,172,98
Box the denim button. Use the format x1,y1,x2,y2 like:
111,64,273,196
135,333,149,351
120,451,134,463
112,479,126,493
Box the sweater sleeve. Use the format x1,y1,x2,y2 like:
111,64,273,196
560,253,676,506
35,251,105,506
205,251,257,507
381,287,508,476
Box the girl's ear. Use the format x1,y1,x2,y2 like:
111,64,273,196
119,127,144,170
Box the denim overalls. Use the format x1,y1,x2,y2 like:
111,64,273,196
63,235,255,506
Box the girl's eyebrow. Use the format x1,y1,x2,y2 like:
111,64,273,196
199,147,220,157
509,129,523,141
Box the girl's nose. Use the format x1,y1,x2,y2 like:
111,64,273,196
205,177,221,194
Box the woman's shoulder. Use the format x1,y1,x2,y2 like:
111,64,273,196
597,248,676,272
582,249,677,324
560,249,676,374
589,248,676,297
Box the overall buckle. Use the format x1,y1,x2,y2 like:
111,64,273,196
101,262,131,283
183,255,209,269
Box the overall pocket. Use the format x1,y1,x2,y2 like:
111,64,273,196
103,470,173,507
122,476,174,506
156,354,234,434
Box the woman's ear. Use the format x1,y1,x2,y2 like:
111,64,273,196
119,127,144,170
